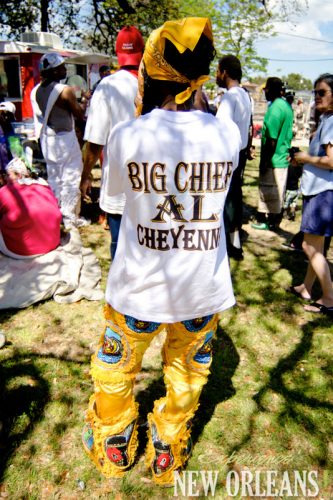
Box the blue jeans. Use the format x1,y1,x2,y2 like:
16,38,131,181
107,213,122,260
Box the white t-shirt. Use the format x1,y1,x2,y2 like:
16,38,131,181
216,86,252,150
104,109,241,323
84,69,138,213
301,113,333,196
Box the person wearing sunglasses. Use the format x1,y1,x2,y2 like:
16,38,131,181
290,73,333,317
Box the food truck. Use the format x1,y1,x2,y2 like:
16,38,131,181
0,31,110,125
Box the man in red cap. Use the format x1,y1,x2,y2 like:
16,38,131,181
81,26,144,259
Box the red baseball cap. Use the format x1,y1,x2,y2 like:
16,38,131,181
116,26,144,67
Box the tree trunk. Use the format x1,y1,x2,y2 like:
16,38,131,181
41,0,49,31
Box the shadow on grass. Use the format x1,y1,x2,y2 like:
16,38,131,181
228,316,333,466
0,350,89,482
134,324,240,456
192,325,240,443
0,309,19,328
0,356,50,481
279,244,333,296
224,235,333,468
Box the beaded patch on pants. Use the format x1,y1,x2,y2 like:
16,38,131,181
82,395,139,478
104,420,136,467
145,400,194,486
151,423,175,475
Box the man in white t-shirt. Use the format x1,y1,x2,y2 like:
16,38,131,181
216,55,253,260
81,26,144,259
82,18,241,486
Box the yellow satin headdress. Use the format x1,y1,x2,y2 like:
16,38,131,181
135,17,213,116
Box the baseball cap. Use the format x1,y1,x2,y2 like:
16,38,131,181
116,26,144,67
39,53,65,72
6,157,29,177
0,101,16,116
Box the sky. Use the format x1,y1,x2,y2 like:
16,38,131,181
254,0,333,82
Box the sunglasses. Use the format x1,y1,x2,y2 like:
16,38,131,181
312,89,332,97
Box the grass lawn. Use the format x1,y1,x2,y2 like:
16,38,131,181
0,154,332,499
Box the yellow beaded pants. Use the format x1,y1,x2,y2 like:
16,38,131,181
83,304,217,484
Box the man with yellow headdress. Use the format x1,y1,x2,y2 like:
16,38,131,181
83,17,241,486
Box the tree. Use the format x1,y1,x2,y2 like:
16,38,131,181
281,73,313,91
178,0,309,78
260,0,308,17
0,0,309,67
0,0,39,38
0,0,86,47
249,75,267,86
87,0,180,54
178,0,216,18
0,0,181,52
210,0,273,76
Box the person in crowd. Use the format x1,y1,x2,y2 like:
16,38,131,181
0,157,62,258
283,230,331,258
92,65,111,93
251,77,293,231
295,97,305,138
216,54,253,260
213,88,225,111
82,17,241,485
193,85,211,113
284,89,295,107
64,71,91,139
80,26,144,260
308,98,321,140
82,61,109,225
30,77,45,139
283,150,303,221
284,90,297,137
289,73,333,317
64,71,90,104
0,102,23,183
34,53,88,229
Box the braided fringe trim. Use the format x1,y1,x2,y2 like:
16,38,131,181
145,397,195,485
83,394,139,478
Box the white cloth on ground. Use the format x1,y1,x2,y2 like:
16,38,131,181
0,228,103,309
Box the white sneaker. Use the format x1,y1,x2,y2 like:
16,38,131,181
75,217,91,228
0,332,6,349
63,217,90,229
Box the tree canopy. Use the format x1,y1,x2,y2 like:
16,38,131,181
282,73,313,91
0,0,38,36
0,0,309,78
86,0,180,53
250,72,313,90
0,0,84,44
210,0,273,76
